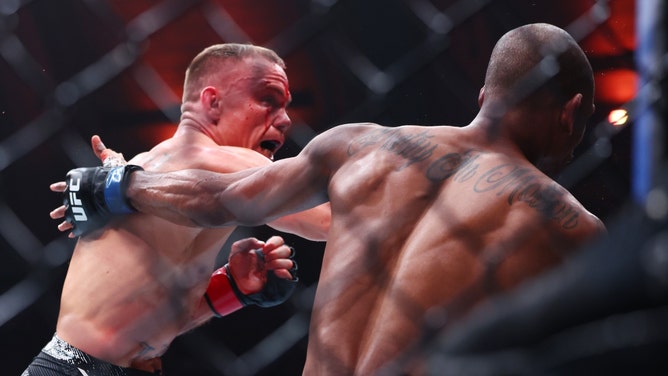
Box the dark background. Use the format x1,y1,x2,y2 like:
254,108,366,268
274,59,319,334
0,0,658,375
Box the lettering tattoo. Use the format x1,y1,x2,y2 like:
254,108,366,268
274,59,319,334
347,128,437,170
426,150,481,182
427,151,580,229
473,164,580,228
347,129,580,229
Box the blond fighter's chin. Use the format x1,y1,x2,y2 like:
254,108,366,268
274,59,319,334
255,147,275,161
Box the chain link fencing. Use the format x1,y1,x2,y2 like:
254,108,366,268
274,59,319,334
1,0,665,375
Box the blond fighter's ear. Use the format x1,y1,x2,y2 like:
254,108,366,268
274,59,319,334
201,86,222,120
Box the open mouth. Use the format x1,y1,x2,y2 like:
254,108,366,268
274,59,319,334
260,140,281,154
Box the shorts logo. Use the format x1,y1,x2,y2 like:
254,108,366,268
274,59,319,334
68,171,88,222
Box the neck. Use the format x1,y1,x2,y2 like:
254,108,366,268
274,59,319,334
177,111,222,143
469,110,540,165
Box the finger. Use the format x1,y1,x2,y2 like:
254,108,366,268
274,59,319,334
272,269,295,280
265,258,295,271
58,221,73,232
50,206,67,219
93,134,127,167
263,244,294,263
229,237,263,258
50,181,67,192
91,135,106,161
262,236,285,252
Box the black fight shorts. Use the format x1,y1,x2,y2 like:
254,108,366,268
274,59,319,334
21,334,160,376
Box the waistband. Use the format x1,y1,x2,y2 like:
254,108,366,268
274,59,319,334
42,334,99,366
41,334,159,376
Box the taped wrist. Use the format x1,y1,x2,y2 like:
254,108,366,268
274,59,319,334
103,165,144,214
204,265,244,317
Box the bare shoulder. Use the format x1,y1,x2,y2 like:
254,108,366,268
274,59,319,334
301,122,382,159
184,144,272,173
306,122,456,155
460,151,605,248
550,183,606,238
132,139,272,174
507,172,606,249
308,122,381,147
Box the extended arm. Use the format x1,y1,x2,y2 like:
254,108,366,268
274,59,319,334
52,133,330,231
125,163,330,240
126,147,329,228
51,135,331,239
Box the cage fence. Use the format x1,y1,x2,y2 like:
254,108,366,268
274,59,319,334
0,0,665,375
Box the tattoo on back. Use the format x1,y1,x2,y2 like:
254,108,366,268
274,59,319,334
426,150,481,182
473,164,580,229
428,152,580,229
347,129,580,229
347,128,436,170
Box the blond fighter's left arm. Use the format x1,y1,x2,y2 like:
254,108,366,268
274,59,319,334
182,236,298,331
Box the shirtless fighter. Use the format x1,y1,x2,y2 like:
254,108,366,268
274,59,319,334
52,24,606,374
28,43,330,375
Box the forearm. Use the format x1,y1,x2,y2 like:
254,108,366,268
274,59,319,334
127,169,253,228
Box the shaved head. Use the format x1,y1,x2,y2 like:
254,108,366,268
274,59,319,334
484,23,594,108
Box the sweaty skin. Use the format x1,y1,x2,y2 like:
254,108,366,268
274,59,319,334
55,134,326,367
58,24,606,375
50,53,330,368
125,122,604,374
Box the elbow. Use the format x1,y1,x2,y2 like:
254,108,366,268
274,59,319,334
196,208,263,228
185,189,265,228
180,197,236,228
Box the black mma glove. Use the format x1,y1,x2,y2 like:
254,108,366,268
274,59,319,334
63,165,144,236
204,248,298,317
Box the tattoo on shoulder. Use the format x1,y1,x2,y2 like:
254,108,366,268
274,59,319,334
427,150,580,229
348,131,581,229
347,128,437,170
473,164,580,229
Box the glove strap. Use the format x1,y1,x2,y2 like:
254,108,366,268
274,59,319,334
103,165,143,214
204,265,245,317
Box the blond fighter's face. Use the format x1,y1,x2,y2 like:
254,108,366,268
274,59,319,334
212,58,292,160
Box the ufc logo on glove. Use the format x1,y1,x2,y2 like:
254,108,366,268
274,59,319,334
63,165,143,236
68,172,88,222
